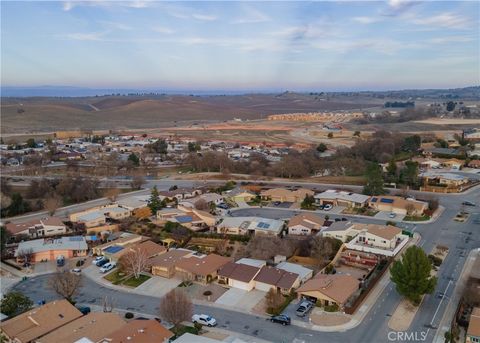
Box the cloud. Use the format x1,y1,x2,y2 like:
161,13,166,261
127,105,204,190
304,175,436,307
62,0,153,12
152,26,175,34
352,16,381,24
100,21,132,31
412,12,471,29
232,5,270,24
429,36,475,44
381,0,418,17
192,13,217,21
59,32,106,41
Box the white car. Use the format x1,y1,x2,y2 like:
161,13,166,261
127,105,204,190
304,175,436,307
389,212,396,218
100,262,116,273
192,314,217,327
92,256,104,265
71,268,82,274
323,204,333,211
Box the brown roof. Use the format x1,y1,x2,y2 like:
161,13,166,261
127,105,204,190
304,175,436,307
369,196,427,212
38,312,125,343
103,319,173,343
176,253,232,276
254,266,299,289
365,224,402,240
297,274,359,305
40,216,64,227
218,261,260,283
288,213,324,229
5,219,39,235
0,299,82,343
149,249,192,269
468,307,480,337
136,240,167,258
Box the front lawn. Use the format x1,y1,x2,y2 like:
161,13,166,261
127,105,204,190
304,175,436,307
403,215,430,222
122,274,151,287
104,270,128,285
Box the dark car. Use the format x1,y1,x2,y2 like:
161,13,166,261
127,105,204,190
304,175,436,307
96,258,109,267
273,201,281,206
334,218,341,222
462,201,476,206
317,204,325,210
341,217,348,221
76,306,91,315
270,314,291,326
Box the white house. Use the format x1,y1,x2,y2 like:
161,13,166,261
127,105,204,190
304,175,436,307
216,217,285,236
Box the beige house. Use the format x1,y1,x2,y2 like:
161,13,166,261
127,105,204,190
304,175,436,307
175,253,232,284
288,213,325,235
261,188,314,203
92,233,144,256
156,205,215,230
353,224,403,250
150,249,194,278
227,189,257,203
322,221,361,242
70,205,131,228
368,196,428,216
296,274,359,309
5,217,66,239
314,190,370,208
217,261,262,291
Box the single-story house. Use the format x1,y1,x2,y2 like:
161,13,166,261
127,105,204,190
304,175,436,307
423,147,463,158
217,261,261,291
296,273,359,309
322,221,361,242
276,261,314,284
420,172,470,188
102,319,173,343
287,213,325,235
260,188,314,203
37,312,126,343
468,160,480,169
0,300,83,343
466,307,480,343
5,217,66,239
179,193,224,208
15,236,88,263
368,196,428,216
216,217,285,236
69,205,131,228
253,266,300,294
116,195,152,218
150,249,194,278
92,233,144,256
314,190,370,208
227,188,257,203
105,239,167,263
351,224,403,250
159,187,203,201
157,206,215,230
442,158,464,170
175,253,232,284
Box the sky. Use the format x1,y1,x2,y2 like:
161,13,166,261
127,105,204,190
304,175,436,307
1,0,479,92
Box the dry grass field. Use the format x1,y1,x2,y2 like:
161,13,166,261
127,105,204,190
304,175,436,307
1,93,378,134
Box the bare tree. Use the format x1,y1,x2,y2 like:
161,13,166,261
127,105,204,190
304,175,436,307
405,204,415,216
159,289,193,329
17,248,34,263
49,271,82,302
44,196,62,216
105,188,120,203
265,288,283,312
310,236,334,267
102,295,115,313
118,247,150,279
131,175,146,190
194,198,209,211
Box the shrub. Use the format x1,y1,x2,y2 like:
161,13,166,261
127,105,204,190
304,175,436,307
324,304,339,312
125,312,134,319
428,254,443,267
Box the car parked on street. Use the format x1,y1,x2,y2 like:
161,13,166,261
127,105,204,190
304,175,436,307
462,201,476,206
389,212,396,218
295,301,313,317
192,314,217,327
100,262,116,273
270,314,291,325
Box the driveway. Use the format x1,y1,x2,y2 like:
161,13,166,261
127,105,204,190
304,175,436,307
135,276,180,297
374,211,405,222
215,288,266,312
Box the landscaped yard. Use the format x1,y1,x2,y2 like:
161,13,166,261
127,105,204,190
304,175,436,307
342,207,378,216
403,214,430,221
123,274,151,287
104,270,127,285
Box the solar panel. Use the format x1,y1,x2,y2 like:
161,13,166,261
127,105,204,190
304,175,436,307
371,197,378,203
104,246,124,254
380,198,394,204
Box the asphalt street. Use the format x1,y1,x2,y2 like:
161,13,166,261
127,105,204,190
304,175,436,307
6,179,480,343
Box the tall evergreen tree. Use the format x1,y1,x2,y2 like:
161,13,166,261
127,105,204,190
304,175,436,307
390,246,437,305
363,163,385,195
148,186,163,214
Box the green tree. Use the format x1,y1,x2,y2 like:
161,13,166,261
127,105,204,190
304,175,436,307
363,163,385,195
435,139,448,148
401,160,419,187
148,186,163,214
4,193,30,217
386,159,397,179
26,138,36,148
1,226,11,257
390,246,437,305
301,194,316,209
188,142,201,152
128,153,140,167
402,135,421,153
446,101,456,112
316,143,327,153
0,291,33,317
149,139,168,154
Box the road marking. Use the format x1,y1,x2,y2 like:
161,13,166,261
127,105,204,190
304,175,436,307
430,280,453,326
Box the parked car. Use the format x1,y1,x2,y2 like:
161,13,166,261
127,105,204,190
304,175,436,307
323,204,333,211
334,218,341,222
71,268,82,274
100,262,116,273
217,203,229,210
389,212,396,218
95,258,109,267
341,217,348,221
462,201,476,207
192,314,217,327
273,201,281,206
270,314,291,325
296,301,313,317
93,256,105,265
317,204,325,210
76,306,91,315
